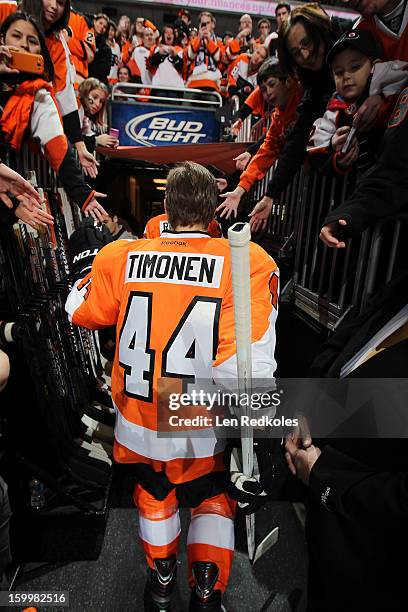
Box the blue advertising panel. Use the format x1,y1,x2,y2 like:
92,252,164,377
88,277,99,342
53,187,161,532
110,102,220,147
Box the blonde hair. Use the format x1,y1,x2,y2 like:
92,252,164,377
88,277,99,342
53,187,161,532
78,78,109,125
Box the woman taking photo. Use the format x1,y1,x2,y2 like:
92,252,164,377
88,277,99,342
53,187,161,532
0,12,107,221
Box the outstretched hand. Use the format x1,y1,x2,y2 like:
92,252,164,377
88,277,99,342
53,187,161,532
0,163,44,209
319,219,348,248
234,151,251,171
83,192,108,223
248,196,272,232
14,201,54,229
216,187,244,219
75,142,99,178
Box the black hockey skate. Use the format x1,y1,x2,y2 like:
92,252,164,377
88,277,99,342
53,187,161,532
189,562,226,611
144,555,178,611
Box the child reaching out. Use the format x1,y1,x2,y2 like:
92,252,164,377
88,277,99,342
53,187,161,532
307,29,408,175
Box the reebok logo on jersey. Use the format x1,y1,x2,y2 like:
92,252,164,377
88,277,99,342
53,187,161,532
125,251,224,287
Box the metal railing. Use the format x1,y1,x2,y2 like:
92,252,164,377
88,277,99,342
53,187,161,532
230,106,406,329
111,82,223,108
230,95,252,143
245,159,407,330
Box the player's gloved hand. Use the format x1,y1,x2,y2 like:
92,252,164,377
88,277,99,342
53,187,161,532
69,218,113,281
229,471,268,515
227,438,288,514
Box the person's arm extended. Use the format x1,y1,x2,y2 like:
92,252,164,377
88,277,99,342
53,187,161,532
30,90,106,220
234,101,253,122
310,445,408,521
239,112,283,192
265,91,327,199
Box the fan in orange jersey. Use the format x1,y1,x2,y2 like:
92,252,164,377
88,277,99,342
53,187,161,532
66,7,95,86
227,44,268,101
230,58,281,139
21,0,98,178
66,162,279,611
186,12,224,92
0,1,16,26
346,0,408,63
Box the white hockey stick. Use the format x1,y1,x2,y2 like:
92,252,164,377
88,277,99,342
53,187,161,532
228,222,255,561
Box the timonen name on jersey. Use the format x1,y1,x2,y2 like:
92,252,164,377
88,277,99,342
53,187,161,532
126,251,224,287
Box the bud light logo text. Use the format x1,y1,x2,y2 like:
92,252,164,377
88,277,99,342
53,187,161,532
111,105,220,147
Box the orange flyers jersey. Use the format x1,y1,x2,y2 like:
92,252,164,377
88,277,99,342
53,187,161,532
46,33,77,117
239,81,303,192
244,86,266,117
0,0,16,25
143,213,222,239
356,10,408,61
227,53,257,94
66,232,278,484
67,10,95,80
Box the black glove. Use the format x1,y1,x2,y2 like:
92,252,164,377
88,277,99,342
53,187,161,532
69,218,113,281
227,438,288,515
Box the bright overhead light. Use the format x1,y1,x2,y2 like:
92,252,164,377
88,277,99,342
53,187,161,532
153,178,167,184
156,186,166,190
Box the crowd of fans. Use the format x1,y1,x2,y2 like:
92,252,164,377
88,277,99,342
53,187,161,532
0,1,296,229
71,5,293,102
0,0,406,252
2,0,405,244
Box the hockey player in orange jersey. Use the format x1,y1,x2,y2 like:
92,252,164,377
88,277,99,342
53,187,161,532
66,162,279,611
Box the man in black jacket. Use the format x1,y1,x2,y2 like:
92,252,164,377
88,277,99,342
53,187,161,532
286,268,408,611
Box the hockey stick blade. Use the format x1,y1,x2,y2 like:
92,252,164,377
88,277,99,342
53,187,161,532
253,526,279,565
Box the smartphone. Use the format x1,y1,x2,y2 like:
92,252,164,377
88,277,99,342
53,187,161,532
9,50,44,74
341,126,357,154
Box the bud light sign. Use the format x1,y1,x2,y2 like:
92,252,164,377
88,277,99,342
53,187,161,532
111,104,220,147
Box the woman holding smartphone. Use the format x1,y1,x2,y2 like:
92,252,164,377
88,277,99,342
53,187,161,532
21,0,99,179
0,12,107,222
78,77,119,152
